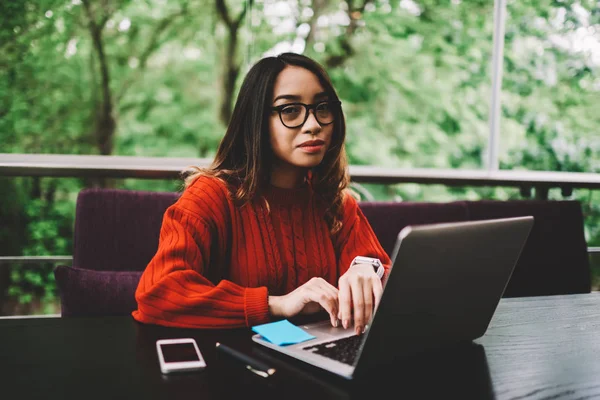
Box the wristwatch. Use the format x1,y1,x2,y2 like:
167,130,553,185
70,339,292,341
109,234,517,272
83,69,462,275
351,256,385,279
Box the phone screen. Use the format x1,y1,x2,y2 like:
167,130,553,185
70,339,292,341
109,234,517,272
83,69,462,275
160,342,201,363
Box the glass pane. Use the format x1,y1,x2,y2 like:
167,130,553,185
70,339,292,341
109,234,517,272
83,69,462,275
0,174,178,317
246,0,495,169
0,261,61,316
591,251,600,292
500,0,600,172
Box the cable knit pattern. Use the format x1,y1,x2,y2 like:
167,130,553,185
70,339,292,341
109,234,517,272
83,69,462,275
275,205,296,291
133,176,391,329
292,205,307,285
255,202,278,290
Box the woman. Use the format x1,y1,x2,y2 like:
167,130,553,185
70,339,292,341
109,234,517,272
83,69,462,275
133,53,391,335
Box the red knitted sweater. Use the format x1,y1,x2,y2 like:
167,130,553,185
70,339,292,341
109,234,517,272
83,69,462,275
132,176,391,329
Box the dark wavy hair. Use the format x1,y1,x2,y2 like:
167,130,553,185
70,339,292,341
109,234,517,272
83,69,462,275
184,52,349,234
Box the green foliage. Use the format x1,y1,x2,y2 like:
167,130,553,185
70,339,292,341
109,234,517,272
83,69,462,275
7,263,59,314
501,0,600,173
0,178,77,313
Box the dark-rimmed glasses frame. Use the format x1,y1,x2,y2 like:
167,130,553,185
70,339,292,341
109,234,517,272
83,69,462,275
271,101,342,129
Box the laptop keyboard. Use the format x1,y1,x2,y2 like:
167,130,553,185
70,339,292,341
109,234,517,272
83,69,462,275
302,335,362,366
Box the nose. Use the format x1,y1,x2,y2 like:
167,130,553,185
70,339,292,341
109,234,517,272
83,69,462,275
303,109,322,134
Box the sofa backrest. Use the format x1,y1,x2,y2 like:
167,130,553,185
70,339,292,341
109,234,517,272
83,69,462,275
56,188,179,317
360,199,591,298
72,188,179,271
359,201,470,257
464,200,591,297
55,188,591,317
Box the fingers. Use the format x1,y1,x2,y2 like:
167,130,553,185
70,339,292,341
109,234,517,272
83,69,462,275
315,279,340,327
305,278,339,327
372,276,384,312
338,277,352,330
339,273,382,335
361,281,374,328
291,275,383,333
350,278,370,335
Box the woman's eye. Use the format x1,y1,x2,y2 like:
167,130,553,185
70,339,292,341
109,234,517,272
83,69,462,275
317,103,330,111
282,106,301,115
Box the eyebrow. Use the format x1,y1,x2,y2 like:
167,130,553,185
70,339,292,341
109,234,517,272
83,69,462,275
273,91,329,103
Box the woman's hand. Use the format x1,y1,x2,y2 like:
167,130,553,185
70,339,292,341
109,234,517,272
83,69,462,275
338,263,383,335
268,277,339,327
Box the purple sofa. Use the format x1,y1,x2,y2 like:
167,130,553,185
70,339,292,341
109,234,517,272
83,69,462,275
54,188,591,317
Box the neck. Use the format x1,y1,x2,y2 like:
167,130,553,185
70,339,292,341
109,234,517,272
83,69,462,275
270,164,307,189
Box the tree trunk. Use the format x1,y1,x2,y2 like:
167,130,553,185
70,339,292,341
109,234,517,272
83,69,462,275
215,0,253,126
82,0,116,188
325,0,373,69
87,21,116,156
220,25,240,125
303,0,326,51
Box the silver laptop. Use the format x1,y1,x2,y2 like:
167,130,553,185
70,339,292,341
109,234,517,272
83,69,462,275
252,216,534,380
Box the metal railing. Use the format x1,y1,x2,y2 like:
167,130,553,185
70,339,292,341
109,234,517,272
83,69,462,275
0,256,73,264
1,153,599,262
2,153,600,196
2,249,599,267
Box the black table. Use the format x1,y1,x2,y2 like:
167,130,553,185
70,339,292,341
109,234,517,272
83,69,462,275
2,293,600,399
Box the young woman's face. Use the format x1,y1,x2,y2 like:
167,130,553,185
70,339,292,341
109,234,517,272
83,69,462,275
269,66,335,180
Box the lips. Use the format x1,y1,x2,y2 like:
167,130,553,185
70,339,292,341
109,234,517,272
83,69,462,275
298,139,325,148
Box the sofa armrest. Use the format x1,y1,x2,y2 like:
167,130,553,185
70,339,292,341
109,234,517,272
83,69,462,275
54,265,142,317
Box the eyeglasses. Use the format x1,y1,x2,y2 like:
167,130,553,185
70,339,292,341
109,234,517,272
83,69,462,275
271,101,341,129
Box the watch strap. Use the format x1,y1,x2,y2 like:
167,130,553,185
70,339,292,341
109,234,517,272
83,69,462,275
351,256,384,279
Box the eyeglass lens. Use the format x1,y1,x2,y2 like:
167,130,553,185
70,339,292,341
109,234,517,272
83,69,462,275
280,102,335,128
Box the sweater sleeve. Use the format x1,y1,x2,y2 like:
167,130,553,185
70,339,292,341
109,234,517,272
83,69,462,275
132,178,270,329
333,192,392,279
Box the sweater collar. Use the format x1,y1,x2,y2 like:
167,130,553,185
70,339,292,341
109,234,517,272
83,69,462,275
263,183,311,207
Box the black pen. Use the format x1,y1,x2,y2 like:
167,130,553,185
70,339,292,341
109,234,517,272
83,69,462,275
215,342,276,378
